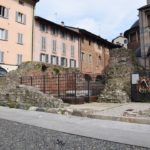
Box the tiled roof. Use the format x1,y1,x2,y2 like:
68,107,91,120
131,20,139,28
138,4,150,10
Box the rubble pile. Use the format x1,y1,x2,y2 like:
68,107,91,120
98,48,137,103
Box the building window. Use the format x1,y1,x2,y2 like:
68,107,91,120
40,23,48,32
61,31,67,39
17,33,23,44
62,43,66,55
0,28,8,40
40,53,49,63
97,56,101,65
51,28,58,36
41,37,46,50
16,12,26,24
19,0,24,5
89,54,92,63
17,54,22,65
0,51,4,63
70,59,76,68
70,35,75,41
0,5,9,18
61,57,67,67
52,40,57,53
51,55,59,65
130,32,136,42
89,40,91,45
81,52,85,61
71,45,75,57
124,39,128,44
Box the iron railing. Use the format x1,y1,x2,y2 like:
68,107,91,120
20,73,105,104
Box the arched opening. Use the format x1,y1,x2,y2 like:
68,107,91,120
0,67,7,76
84,74,92,81
95,75,105,84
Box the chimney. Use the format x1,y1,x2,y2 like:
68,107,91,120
61,21,64,26
120,33,123,36
147,0,150,5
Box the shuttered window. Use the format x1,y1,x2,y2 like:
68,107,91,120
17,54,22,65
40,53,49,63
0,5,9,18
51,55,59,65
70,59,76,68
0,28,8,40
40,23,48,32
52,40,57,53
62,43,66,55
17,33,23,44
71,45,75,57
16,12,26,24
61,57,67,67
41,37,46,50
0,51,4,63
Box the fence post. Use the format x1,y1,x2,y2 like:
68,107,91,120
30,76,33,86
88,80,90,103
58,74,60,97
74,73,77,103
43,75,46,93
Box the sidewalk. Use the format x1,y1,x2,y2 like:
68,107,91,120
62,103,150,124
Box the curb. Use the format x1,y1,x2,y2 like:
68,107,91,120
86,114,150,125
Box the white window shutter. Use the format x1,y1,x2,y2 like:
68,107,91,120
16,12,18,22
5,30,8,40
23,14,26,24
4,8,9,18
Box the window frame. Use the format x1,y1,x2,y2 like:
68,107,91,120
17,54,22,65
0,28,8,41
17,33,23,45
16,12,26,24
41,37,46,50
71,45,75,58
0,5,9,19
0,51,4,63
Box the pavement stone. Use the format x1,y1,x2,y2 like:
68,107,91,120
66,103,150,124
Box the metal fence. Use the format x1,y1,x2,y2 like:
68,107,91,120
20,73,105,104
131,71,150,102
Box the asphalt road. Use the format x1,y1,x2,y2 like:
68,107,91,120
0,106,150,148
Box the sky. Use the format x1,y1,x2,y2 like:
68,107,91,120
35,0,146,41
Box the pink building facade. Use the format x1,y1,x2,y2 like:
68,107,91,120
33,17,79,69
0,0,39,72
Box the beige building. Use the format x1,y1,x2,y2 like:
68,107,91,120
33,17,80,69
0,0,39,72
112,33,128,49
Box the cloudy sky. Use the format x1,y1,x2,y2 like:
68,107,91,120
35,0,146,41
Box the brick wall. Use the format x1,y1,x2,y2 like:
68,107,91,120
80,38,109,74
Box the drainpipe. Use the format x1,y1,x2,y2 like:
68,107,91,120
141,11,146,70
31,4,35,61
79,35,82,73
